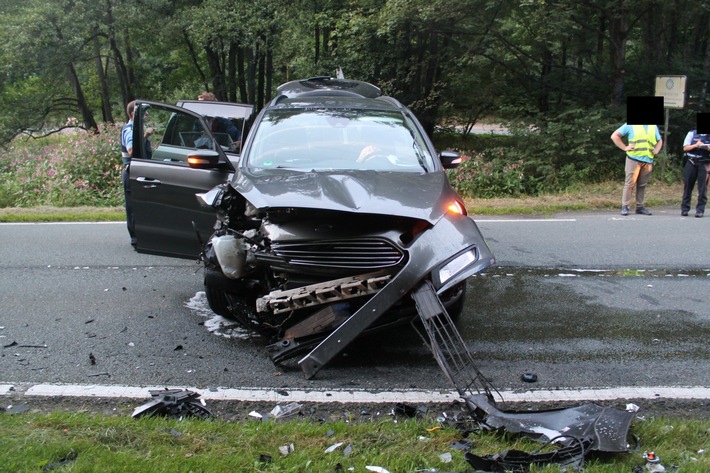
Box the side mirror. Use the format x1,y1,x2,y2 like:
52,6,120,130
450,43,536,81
187,149,222,169
439,150,463,169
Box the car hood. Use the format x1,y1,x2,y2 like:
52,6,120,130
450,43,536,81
232,169,458,223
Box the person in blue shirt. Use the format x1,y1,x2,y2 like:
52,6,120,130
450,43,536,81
681,130,710,218
610,124,663,216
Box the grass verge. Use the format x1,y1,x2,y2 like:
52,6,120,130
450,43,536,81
0,206,124,223
0,410,708,472
464,181,683,215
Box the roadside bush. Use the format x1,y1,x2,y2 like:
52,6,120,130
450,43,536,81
447,149,540,198
444,107,629,198
1,125,123,207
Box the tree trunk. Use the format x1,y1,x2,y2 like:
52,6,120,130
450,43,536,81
93,29,113,123
266,47,273,103
238,47,248,103
608,4,629,106
183,32,209,92
205,46,226,100
228,43,237,102
105,0,132,108
247,47,256,105
67,62,98,131
257,44,265,110
124,31,138,93
314,25,320,65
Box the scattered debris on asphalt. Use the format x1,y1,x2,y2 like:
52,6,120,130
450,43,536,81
520,372,538,383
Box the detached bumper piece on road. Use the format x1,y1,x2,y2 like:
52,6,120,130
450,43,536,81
411,280,636,472
132,388,212,420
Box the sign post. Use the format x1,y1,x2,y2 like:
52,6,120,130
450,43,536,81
654,75,686,172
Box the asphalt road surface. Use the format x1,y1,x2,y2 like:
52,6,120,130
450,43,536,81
1,207,708,396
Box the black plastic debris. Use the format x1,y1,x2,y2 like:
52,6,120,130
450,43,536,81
87,372,110,378
520,373,537,383
131,388,212,419
42,449,77,471
450,439,474,451
465,393,636,453
392,403,418,418
465,436,589,472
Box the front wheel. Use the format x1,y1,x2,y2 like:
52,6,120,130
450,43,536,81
441,282,466,320
205,285,231,317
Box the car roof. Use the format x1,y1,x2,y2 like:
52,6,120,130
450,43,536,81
269,95,403,112
269,77,404,112
276,77,382,99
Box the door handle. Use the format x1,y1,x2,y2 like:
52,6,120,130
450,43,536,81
136,177,161,188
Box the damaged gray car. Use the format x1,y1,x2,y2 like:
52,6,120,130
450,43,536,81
129,77,495,378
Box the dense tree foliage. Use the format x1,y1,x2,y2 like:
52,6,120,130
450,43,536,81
2,0,708,136
1,0,708,198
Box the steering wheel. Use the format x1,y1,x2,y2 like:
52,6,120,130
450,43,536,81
357,145,394,165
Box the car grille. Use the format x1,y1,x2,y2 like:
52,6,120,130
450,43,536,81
271,238,404,269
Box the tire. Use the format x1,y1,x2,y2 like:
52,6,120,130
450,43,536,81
441,282,466,320
205,284,231,317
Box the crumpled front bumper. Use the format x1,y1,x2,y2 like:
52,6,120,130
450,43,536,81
298,213,494,379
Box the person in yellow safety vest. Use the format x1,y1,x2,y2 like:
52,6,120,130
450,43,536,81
610,123,663,216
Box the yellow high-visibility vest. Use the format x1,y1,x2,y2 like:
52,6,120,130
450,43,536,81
627,125,658,161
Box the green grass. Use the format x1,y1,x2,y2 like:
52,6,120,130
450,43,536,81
0,206,124,222
0,411,708,472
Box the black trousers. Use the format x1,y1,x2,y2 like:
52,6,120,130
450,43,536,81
681,159,708,213
122,164,136,240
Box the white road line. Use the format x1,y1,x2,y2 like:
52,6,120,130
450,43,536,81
2,384,708,403
476,218,576,223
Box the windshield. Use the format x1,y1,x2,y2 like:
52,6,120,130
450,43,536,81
246,108,435,172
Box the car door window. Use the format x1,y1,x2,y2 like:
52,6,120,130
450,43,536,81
137,105,209,164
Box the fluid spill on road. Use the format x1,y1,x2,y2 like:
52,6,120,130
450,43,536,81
184,291,256,340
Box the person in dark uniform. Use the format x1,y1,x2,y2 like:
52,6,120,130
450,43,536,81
681,130,710,218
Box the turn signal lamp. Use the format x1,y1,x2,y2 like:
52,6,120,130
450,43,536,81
446,200,467,216
188,156,210,166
